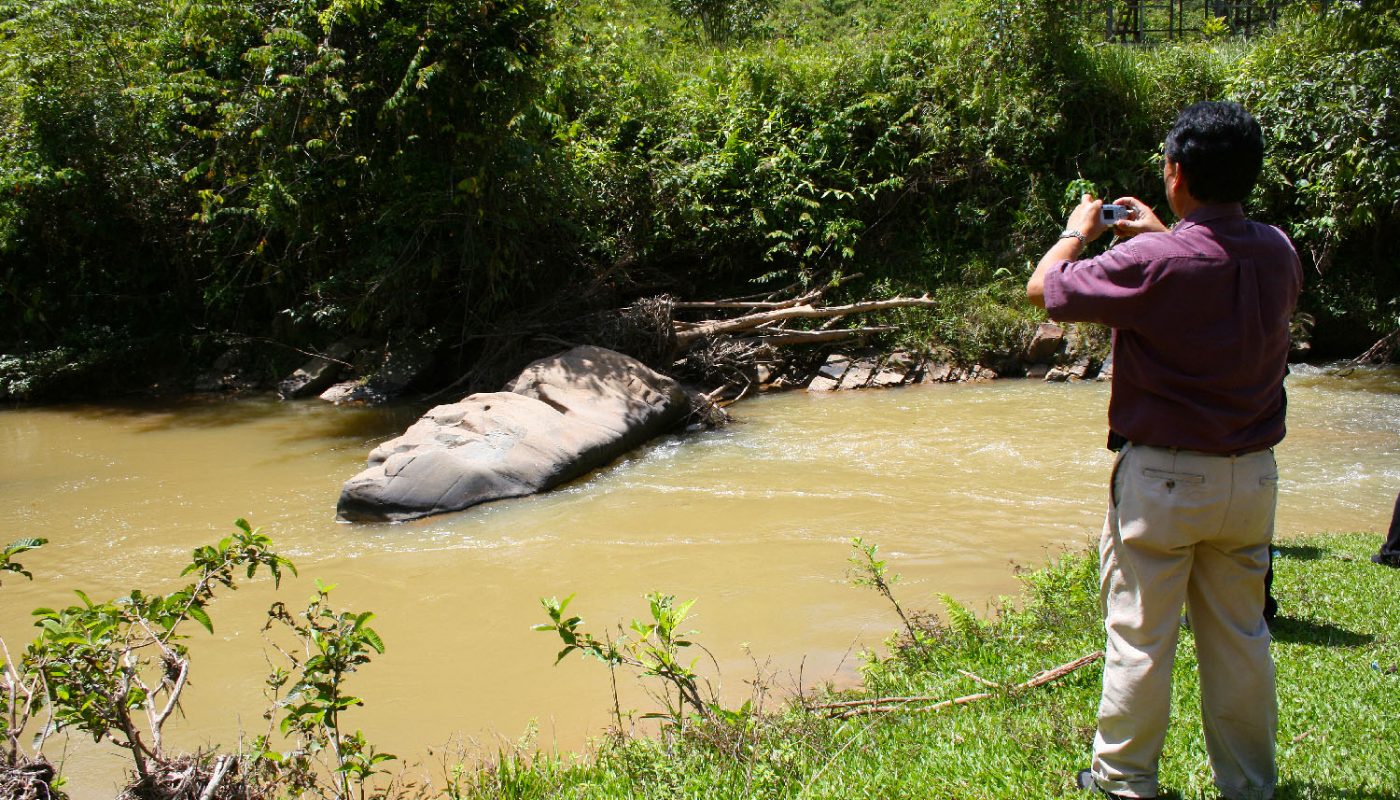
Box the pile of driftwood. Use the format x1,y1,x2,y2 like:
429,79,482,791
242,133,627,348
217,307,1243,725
672,280,934,350
632,276,936,403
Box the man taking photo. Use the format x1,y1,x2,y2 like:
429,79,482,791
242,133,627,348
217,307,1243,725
1026,101,1303,800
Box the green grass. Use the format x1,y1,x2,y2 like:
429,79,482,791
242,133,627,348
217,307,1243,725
452,532,1400,799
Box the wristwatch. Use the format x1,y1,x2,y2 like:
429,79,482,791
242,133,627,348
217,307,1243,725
1058,229,1087,248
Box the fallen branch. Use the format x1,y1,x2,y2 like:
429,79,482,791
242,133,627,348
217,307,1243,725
675,296,934,348
1338,326,1399,374
672,289,823,312
811,651,1102,720
742,327,896,347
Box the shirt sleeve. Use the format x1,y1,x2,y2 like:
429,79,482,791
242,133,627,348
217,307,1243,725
1043,239,1156,329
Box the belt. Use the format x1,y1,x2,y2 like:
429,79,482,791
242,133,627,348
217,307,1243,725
1107,431,1272,458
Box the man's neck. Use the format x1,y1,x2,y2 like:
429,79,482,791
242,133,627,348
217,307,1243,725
1170,192,1203,222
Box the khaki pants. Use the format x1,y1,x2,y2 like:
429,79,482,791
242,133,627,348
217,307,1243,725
1091,444,1278,800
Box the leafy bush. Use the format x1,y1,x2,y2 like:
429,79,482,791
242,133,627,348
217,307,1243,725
668,0,775,43
1231,4,1400,347
1,0,566,357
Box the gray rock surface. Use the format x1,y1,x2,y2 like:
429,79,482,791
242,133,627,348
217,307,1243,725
279,342,354,400
817,354,852,381
1097,352,1114,382
871,365,907,388
918,363,954,383
838,358,877,390
337,346,688,522
320,380,375,405
808,354,852,393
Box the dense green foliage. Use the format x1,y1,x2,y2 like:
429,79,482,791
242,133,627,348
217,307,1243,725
1,0,566,391
1,0,1396,397
1231,6,1400,352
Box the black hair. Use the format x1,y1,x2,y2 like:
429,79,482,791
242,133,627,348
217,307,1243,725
1164,101,1264,204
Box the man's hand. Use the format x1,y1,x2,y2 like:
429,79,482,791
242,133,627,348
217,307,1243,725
1027,193,1105,308
1067,193,1110,243
1106,196,1168,239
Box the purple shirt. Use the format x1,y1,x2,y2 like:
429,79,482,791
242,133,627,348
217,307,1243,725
1044,203,1303,454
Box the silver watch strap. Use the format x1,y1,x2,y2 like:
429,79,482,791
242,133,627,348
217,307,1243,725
1058,229,1086,247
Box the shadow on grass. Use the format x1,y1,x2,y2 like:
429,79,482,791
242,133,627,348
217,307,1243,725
1277,781,1400,799
1268,616,1374,647
1276,544,1327,561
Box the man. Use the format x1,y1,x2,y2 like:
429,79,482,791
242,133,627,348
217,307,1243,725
1026,101,1302,800
1374,491,1400,567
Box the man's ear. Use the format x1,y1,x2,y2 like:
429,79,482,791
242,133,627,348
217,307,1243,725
1165,160,1184,193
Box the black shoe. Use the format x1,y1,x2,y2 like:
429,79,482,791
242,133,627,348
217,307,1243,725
1372,553,1400,568
1076,769,1156,799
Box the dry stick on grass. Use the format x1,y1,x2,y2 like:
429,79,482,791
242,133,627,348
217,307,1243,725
956,668,1004,689
812,651,1103,720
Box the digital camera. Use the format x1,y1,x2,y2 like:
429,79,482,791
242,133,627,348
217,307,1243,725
1101,204,1132,224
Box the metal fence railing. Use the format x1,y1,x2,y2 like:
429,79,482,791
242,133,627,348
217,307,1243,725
1104,0,1285,42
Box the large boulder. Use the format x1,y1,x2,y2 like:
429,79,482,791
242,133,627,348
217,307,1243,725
1024,322,1065,364
337,346,689,522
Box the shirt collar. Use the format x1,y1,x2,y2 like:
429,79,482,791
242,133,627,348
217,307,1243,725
1172,203,1245,232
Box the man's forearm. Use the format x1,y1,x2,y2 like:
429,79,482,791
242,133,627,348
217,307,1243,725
1027,236,1084,308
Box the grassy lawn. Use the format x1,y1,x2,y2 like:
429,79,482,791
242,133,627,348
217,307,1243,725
466,532,1399,799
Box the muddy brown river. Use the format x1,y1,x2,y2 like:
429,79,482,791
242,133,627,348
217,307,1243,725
2,363,1396,797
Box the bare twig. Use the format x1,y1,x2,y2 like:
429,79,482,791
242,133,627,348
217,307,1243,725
149,658,190,753
956,669,1003,689
812,651,1102,720
198,754,234,800
204,332,356,370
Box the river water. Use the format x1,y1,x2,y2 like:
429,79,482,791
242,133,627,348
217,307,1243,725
2,364,1396,797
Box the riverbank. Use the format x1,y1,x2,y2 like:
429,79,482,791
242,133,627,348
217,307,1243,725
444,530,1399,799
